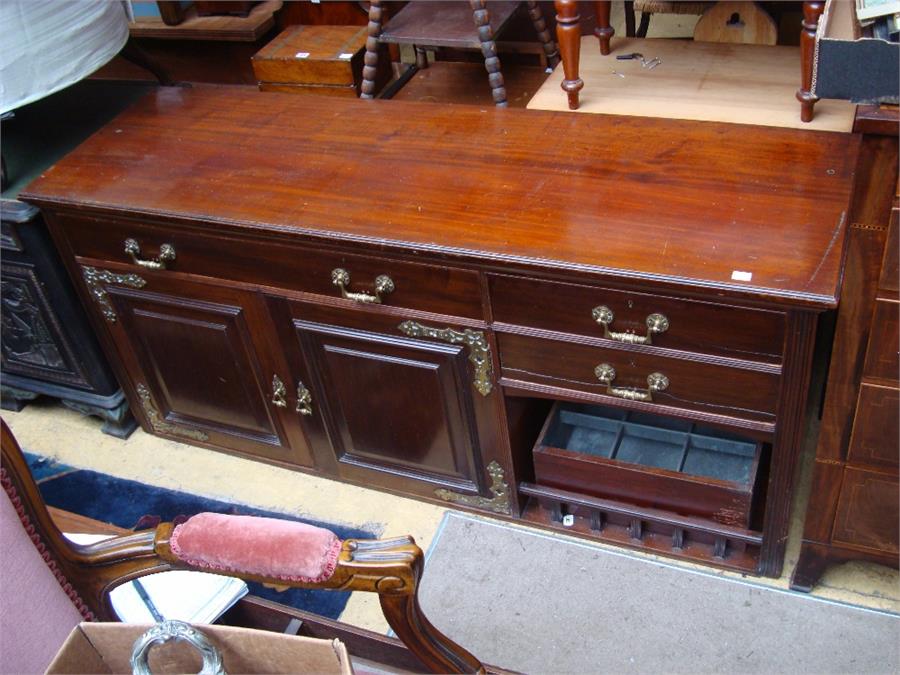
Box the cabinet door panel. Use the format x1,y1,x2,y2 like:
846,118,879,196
96,275,312,466
297,320,484,495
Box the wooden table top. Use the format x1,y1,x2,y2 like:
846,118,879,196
22,88,858,309
379,1,520,48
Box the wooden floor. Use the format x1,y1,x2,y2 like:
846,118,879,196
528,36,856,132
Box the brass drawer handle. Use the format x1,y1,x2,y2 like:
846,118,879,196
271,374,288,408
594,363,669,402
124,238,176,270
296,380,313,416
592,305,669,345
332,268,394,304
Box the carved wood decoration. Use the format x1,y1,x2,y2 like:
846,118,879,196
136,383,210,442
469,0,508,106
526,1,561,68
797,1,825,123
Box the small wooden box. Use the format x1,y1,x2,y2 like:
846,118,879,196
252,25,391,98
533,402,762,528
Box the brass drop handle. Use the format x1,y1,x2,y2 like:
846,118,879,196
332,268,394,304
592,305,669,345
271,375,288,408
594,363,669,402
296,380,313,416
124,238,176,270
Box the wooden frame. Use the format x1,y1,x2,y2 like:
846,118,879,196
0,419,484,674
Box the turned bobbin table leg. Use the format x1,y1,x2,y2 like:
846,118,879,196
797,1,824,123
360,0,383,100
554,0,583,110
594,0,614,55
469,0,508,107
527,0,560,69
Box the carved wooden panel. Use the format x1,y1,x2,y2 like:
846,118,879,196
832,467,899,554
294,319,488,499
848,384,900,470
105,281,308,465
1,262,90,388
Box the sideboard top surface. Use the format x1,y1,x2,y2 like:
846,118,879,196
22,88,857,308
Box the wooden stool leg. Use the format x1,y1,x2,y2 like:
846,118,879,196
414,45,429,69
797,1,824,123
594,1,614,55
470,0,508,107
527,0,560,69
360,0,383,100
554,0,583,110
636,11,651,38
624,0,636,37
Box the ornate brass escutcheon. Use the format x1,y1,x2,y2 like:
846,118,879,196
81,265,147,323
332,268,394,304
594,363,669,402
296,380,313,416
434,461,511,515
136,384,208,441
124,238,176,270
592,305,669,345
397,320,493,396
271,374,288,408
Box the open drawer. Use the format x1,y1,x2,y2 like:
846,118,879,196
533,402,762,527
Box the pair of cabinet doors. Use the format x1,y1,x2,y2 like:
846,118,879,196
101,272,500,504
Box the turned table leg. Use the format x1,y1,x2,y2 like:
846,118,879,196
470,0,507,107
797,1,824,123
360,0,383,100
554,0,583,110
594,0,614,55
527,0,560,69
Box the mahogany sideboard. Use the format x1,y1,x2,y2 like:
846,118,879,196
21,88,857,577
790,107,900,591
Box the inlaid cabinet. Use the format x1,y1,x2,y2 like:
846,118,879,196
22,88,857,577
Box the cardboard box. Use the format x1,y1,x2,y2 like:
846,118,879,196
46,623,353,674
814,0,899,104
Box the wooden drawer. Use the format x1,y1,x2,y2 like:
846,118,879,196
53,213,484,319
878,206,898,293
832,467,899,554
498,332,779,425
848,384,899,470
533,402,762,527
489,275,785,364
863,298,899,383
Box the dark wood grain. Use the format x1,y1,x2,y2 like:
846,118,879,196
497,332,780,424
831,467,900,554
22,88,856,310
379,1,520,48
489,273,786,364
57,212,485,320
863,298,899,382
848,384,900,470
879,205,898,294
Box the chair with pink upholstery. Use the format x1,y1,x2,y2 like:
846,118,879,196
0,419,484,674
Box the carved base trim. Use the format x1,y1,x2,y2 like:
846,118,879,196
136,383,209,442
435,460,511,515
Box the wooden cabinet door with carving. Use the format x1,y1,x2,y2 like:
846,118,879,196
267,296,510,513
82,267,314,467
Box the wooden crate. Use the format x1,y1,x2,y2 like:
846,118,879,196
252,25,391,98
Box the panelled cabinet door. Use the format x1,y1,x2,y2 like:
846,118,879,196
82,266,314,467
269,298,511,514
